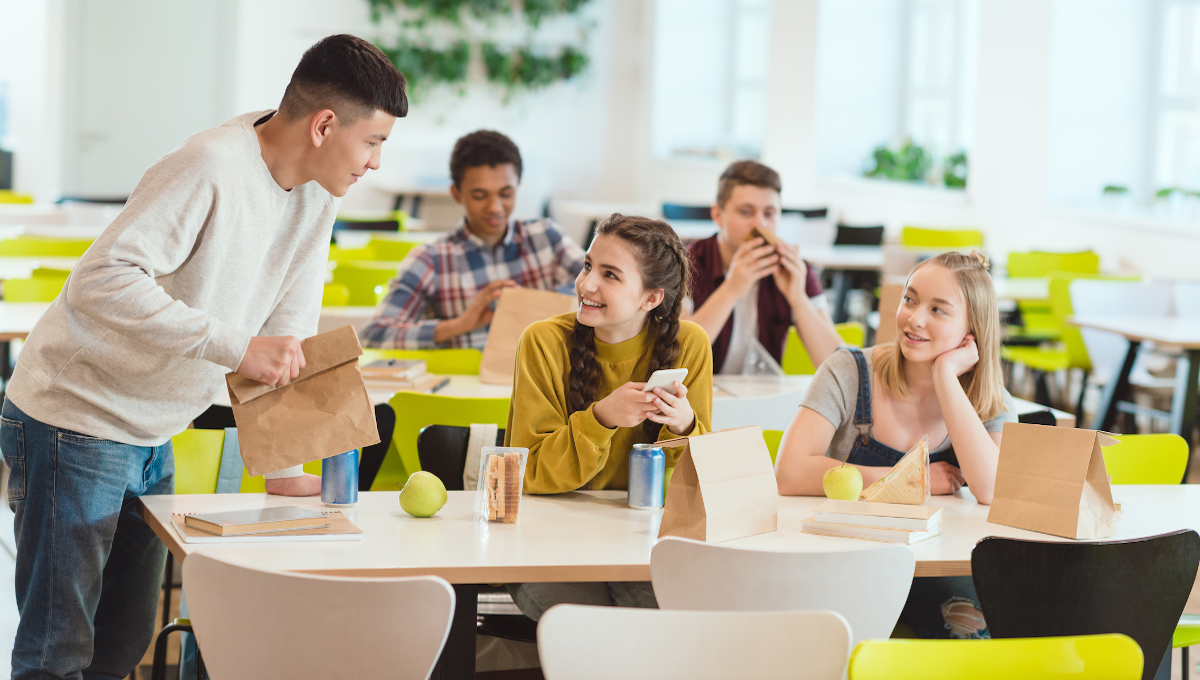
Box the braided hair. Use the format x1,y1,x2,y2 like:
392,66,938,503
566,214,693,438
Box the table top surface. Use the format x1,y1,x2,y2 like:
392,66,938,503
139,486,1200,582
1070,315,1200,348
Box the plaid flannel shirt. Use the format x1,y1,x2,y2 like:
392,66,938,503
360,218,585,350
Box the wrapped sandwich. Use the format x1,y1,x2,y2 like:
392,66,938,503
475,447,529,523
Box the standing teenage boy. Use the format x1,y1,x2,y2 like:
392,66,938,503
686,160,842,374
1,35,406,679
360,130,585,350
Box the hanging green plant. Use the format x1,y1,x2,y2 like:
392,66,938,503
369,0,586,27
942,150,968,189
482,43,588,91
863,138,931,183
381,41,471,92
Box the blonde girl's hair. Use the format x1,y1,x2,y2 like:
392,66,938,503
875,250,1006,421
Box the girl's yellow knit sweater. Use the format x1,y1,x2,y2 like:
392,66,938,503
506,312,713,494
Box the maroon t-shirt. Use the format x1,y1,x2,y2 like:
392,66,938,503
687,234,824,370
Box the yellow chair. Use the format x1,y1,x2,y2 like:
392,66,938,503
367,235,419,262
375,391,509,490
361,348,482,375
330,261,401,306
782,322,866,375
763,429,783,465
0,235,94,257
0,190,34,204
1006,251,1099,342
848,634,1143,680
4,276,66,302
900,226,984,249
171,429,227,495
322,282,351,307
327,244,376,264
238,459,325,494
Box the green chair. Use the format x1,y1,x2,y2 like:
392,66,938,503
1006,251,1099,342
762,429,783,465
375,391,509,490
30,266,72,279
900,226,984,249
367,235,419,262
1102,433,1197,669
171,429,227,495
782,322,866,375
238,459,325,494
848,634,1143,680
327,244,376,264
0,235,94,257
322,282,351,306
1001,272,1137,413
0,191,34,204
4,276,66,302
361,348,483,375
330,261,401,306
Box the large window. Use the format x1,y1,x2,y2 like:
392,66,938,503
813,0,979,188
1155,1,1200,195
651,0,771,161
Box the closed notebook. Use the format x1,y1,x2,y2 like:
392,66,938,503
800,517,941,545
172,511,363,544
812,499,943,532
184,506,330,536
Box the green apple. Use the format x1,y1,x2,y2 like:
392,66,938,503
822,463,863,501
399,471,448,517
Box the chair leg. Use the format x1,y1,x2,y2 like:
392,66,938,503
151,621,192,680
1075,371,1089,422
160,552,173,629
1182,646,1188,680
1034,371,1052,407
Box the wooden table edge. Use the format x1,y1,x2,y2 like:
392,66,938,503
139,502,188,562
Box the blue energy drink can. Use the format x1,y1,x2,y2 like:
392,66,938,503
321,450,358,508
628,444,666,510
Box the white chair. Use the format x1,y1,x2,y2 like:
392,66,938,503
1173,280,1200,317
182,554,455,680
537,604,851,680
650,536,914,645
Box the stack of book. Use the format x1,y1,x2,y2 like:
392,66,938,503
360,358,449,393
173,506,364,544
801,499,943,545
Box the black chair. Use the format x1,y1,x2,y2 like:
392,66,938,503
416,424,538,643
1016,409,1057,426
834,223,885,246
972,530,1200,680
661,203,711,221
582,219,599,250
333,218,400,232
781,207,829,219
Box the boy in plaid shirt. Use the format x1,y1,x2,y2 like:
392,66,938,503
361,130,584,349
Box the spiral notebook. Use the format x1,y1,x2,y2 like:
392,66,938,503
170,510,364,544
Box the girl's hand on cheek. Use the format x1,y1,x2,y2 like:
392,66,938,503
930,461,965,495
934,334,979,379
646,381,696,435
592,382,660,429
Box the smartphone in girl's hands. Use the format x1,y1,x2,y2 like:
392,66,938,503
643,368,688,396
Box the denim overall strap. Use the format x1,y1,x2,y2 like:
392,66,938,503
844,347,912,467
848,347,872,426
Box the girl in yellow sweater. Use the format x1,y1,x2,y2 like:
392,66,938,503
505,213,713,619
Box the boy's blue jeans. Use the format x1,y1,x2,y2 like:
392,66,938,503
1,397,173,680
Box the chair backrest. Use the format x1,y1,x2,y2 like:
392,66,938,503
1069,279,1171,378
848,634,1143,680
171,429,226,495
1174,281,1200,317
379,391,510,489
333,217,401,232
782,322,865,375
330,261,401,306
661,203,712,221
538,604,851,680
417,424,506,490
361,348,483,375
1006,251,1099,279
321,282,350,306
971,530,1200,680
367,236,418,262
184,554,454,680
0,235,94,257
900,226,984,249
1102,433,1189,484
835,224,885,246
782,207,830,219
0,190,35,204
762,429,783,464
1016,410,1057,426
4,276,66,302
651,536,914,645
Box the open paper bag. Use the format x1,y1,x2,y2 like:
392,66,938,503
226,325,380,477
657,426,778,543
987,422,1118,539
479,287,578,384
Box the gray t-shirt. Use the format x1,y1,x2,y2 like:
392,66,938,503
799,346,1017,462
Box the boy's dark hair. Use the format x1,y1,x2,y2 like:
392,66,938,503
279,34,408,124
450,130,523,187
716,160,781,207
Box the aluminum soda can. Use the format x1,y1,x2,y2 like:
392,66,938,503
321,450,358,508
628,443,666,510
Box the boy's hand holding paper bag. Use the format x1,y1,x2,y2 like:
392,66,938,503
226,325,379,477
